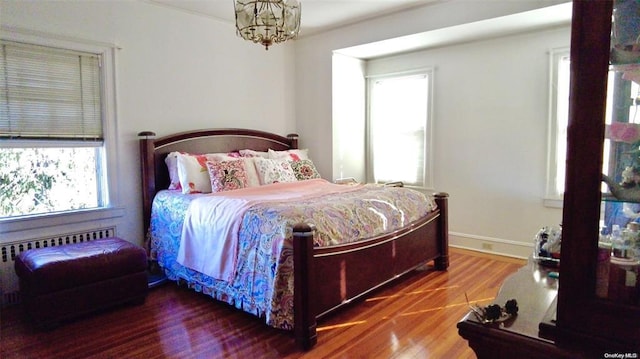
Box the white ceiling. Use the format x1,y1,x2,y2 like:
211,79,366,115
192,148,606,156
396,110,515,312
338,2,572,58
145,0,572,58
147,0,439,36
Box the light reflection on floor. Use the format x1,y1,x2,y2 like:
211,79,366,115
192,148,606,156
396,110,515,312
317,320,368,332
316,288,497,333
363,285,460,302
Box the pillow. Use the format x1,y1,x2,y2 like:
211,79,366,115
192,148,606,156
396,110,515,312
240,157,261,187
208,152,242,161
177,153,212,194
165,151,182,190
206,159,249,192
177,152,239,194
167,151,240,191
239,149,269,158
290,159,321,181
254,158,297,185
268,148,309,161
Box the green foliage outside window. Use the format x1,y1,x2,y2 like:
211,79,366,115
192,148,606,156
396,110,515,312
0,148,100,218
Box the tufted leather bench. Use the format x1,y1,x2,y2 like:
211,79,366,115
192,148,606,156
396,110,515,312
14,237,148,328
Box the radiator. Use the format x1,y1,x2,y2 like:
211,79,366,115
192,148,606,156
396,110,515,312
0,227,116,307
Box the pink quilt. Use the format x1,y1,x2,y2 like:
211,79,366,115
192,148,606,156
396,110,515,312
177,179,362,281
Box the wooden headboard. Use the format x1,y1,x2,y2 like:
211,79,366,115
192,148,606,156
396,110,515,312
138,128,299,235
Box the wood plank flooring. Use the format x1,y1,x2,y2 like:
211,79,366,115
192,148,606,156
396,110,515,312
1,248,525,359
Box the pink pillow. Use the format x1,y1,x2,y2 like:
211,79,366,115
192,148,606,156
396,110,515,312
206,159,249,192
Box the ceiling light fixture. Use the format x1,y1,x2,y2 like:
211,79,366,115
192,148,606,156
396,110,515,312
234,0,301,50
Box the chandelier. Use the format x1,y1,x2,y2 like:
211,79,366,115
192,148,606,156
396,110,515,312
234,0,301,50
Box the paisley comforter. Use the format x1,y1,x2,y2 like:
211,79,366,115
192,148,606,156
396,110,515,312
149,179,437,330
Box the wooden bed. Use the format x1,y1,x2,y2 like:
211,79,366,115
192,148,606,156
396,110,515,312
138,128,449,350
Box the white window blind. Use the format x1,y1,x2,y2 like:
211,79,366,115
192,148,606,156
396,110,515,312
0,40,103,141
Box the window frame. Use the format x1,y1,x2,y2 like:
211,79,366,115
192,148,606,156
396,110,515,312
0,27,123,232
546,47,637,209
545,47,570,208
365,68,434,190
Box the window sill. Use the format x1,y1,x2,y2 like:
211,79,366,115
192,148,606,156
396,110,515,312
0,207,126,234
543,198,564,209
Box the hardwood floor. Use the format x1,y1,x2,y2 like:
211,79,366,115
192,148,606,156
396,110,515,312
1,248,524,359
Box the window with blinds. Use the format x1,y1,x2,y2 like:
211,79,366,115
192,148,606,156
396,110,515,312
367,71,433,188
0,40,107,218
0,40,103,141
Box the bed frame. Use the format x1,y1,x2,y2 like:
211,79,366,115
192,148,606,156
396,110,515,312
138,128,449,350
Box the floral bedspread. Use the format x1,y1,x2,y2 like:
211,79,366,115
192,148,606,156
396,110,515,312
149,182,437,330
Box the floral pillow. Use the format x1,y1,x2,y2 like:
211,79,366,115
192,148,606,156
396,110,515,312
177,153,210,194
176,152,238,194
206,159,249,192
254,158,298,185
290,159,321,181
268,148,309,161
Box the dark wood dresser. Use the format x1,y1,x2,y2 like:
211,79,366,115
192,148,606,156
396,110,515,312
457,259,578,359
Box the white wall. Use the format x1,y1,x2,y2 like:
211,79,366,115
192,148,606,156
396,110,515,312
332,54,366,182
1,0,295,247
368,28,569,257
294,0,570,178
295,1,570,257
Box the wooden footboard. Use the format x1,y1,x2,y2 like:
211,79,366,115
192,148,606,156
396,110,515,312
292,192,449,350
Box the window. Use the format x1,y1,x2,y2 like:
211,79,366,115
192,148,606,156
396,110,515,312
367,70,433,188
0,37,115,219
546,48,640,206
546,48,570,204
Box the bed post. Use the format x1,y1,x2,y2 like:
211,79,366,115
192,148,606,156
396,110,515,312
138,131,156,238
287,133,299,150
292,223,317,350
433,192,449,270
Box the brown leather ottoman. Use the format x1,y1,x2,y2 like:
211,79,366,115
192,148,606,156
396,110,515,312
14,237,148,328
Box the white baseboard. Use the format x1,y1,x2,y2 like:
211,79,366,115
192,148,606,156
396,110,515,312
449,232,532,259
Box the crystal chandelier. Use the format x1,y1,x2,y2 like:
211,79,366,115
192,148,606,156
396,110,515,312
234,0,301,50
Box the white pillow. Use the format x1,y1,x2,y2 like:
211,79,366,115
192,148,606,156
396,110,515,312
177,153,213,194
267,148,309,161
165,151,182,190
254,158,298,185
240,157,261,187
